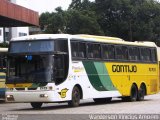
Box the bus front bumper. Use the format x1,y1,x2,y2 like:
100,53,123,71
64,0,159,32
6,91,63,102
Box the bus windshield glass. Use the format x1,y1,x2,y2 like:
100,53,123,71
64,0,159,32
7,39,69,84
10,40,54,53
7,55,53,83
9,39,68,54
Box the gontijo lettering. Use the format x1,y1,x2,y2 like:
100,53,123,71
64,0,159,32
112,65,137,72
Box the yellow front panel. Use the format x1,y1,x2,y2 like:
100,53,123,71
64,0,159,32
0,80,5,88
6,83,32,88
0,72,6,88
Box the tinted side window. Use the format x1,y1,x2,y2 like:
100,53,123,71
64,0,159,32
0,55,6,72
128,47,140,61
87,43,101,59
116,46,128,60
102,44,115,60
151,48,157,62
71,42,78,58
79,42,86,58
140,48,151,62
55,40,68,52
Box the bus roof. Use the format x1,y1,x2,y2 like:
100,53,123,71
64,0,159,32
73,34,156,47
74,34,123,41
11,34,70,41
11,34,157,47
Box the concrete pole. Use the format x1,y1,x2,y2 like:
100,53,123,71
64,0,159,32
3,27,5,43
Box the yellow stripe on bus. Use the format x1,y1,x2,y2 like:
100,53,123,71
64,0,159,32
6,83,32,88
79,35,123,41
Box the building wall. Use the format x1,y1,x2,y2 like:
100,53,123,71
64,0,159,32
0,0,29,43
0,28,4,43
11,27,29,38
11,0,29,39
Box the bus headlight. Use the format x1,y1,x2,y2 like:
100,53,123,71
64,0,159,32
49,86,53,90
6,95,15,101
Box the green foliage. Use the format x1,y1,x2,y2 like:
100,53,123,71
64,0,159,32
40,7,68,34
66,10,104,35
39,0,160,43
95,0,160,42
0,42,9,48
39,1,103,35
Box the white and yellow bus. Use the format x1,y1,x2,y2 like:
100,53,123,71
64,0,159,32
0,48,8,101
6,34,159,108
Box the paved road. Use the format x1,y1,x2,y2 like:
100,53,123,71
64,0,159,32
0,93,160,120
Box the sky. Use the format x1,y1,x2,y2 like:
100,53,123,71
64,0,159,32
16,0,159,15
16,0,95,15
16,0,72,14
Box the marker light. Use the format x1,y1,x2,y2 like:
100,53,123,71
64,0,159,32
40,94,48,98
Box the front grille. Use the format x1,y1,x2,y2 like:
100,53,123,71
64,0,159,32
14,87,38,91
15,88,25,90
28,88,37,90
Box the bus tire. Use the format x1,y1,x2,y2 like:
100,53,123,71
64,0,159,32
93,97,112,104
137,84,146,101
68,86,80,107
130,84,138,102
30,102,43,109
122,84,138,102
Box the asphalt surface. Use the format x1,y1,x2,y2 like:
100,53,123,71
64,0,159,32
0,93,160,120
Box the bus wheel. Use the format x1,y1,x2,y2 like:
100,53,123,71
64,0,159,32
68,86,80,107
137,84,146,101
130,84,138,102
30,102,43,109
122,84,138,102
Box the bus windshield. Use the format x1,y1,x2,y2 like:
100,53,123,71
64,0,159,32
9,39,68,54
7,55,53,83
7,39,69,84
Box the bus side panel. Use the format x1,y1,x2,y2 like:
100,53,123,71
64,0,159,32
82,61,117,91
105,62,159,96
65,61,122,100
0,72,6,100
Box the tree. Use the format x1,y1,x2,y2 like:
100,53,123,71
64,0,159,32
67,0,103,34
40,4,103,35
39,0,160,44
69,0,82,10
66,10,104,35
95,0,160,42
39,12,51,31
40,7,68,33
